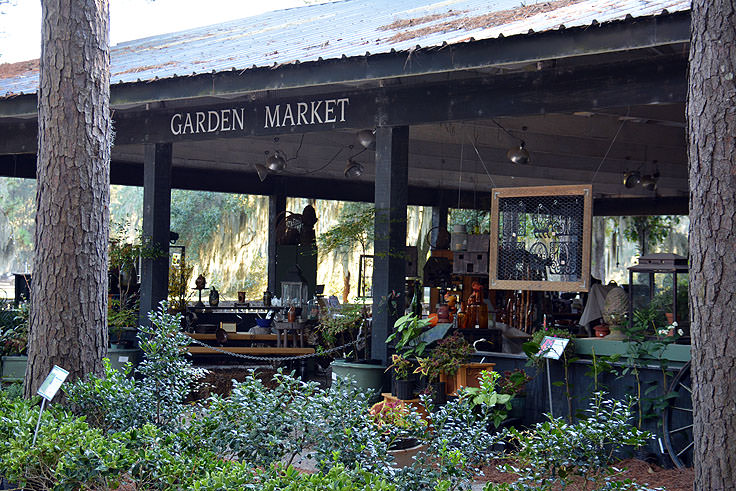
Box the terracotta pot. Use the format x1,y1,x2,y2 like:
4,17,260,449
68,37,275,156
665,312,675,324
594,324,610,337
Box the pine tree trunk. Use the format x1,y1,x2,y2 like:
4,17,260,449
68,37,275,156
24,0,111,398
688,0,736,487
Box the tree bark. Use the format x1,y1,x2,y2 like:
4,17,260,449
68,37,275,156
24,0,111,398
688,1,736,487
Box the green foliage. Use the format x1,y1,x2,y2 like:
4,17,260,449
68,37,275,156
317,303,367,360
459,370,512,428
387,313,430,358
386,353,413,379
619,306,680,429
485,393,656,491
170,190,246,264
318,202,375,255
0,177,35,271
0,395,133,491
449,209,490,234
66,301,206,432
497,369,533,397
622,216,680,255
0,300,27,355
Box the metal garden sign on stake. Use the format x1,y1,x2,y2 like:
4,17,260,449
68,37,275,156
538,336,569,418
32,365,69,445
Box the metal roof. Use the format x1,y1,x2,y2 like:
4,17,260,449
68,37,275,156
0,0,689,98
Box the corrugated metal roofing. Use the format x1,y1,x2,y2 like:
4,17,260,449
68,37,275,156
0,0,689,97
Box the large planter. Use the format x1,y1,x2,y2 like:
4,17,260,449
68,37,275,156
1,355,28,382
330,359,386,398
394,379,415,400
1,349,141,383
388,439,427,468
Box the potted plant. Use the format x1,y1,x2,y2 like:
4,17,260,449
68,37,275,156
385,354,414,400
323,304,385,395
385,313,430,399
369,399,427,467
107,298,138,349
414,355,446,405
458,370,512,428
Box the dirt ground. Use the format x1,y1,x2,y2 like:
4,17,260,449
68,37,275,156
477,458,694,490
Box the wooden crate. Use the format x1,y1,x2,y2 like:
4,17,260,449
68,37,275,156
440,362,496,396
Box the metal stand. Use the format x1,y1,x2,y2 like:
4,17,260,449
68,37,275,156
546,358,554,419
32,399,46,445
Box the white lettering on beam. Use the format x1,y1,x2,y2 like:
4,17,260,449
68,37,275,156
262,98,350,128
170,108,246,135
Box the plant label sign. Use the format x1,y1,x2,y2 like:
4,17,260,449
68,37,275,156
538,336,569,360
37,365,69,401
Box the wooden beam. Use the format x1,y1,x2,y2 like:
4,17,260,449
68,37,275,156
372,126,409,366
0,57,687,155
139,143,172,327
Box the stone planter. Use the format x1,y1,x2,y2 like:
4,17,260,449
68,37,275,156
1,355,28,382
1,350,141,383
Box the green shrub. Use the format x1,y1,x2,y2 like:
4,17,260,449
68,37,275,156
483,393,656,491
0,396,133,490
66,301,206,432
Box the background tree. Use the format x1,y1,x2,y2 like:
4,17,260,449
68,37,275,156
24,0,111,397
688,0,736,486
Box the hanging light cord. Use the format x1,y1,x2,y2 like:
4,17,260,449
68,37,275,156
469,137,497,188
591,120,625,184
591,107,630,183
492,119,521,144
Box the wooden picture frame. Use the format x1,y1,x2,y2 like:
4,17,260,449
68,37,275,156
489,184,592,292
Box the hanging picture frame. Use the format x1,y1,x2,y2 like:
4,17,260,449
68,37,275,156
489,184,592,292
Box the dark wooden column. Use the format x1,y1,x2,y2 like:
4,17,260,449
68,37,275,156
371,126,409,365
267,177,287,295
140,143,172,326
431,192,449,249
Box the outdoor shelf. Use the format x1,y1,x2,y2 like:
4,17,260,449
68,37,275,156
185,333,278,342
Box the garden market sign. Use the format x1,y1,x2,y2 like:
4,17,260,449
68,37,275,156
167,95,360,138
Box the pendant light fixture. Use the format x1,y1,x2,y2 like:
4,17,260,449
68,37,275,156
507,142,530,165
357,129,375,149
493,120,530,164
344,158,364,178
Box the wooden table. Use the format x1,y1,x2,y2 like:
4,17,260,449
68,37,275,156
273,321,305,348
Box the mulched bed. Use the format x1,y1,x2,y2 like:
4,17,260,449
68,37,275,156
477,458,694,490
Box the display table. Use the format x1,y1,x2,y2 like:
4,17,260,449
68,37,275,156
273,321,306,348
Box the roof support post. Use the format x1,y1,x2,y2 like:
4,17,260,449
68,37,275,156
431,192,449,249
372,125,409,366
268,177,287,295
140,143,172,327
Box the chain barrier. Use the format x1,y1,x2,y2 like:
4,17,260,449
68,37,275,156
186,328,365,363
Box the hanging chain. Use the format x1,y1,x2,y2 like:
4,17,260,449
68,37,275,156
185,328,365,363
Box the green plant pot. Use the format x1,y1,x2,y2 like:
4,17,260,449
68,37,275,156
1,355,28,382
330,359,386,397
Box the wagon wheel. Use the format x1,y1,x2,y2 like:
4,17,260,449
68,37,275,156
662,361,693,468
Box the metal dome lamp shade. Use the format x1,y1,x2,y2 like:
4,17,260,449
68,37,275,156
357,129,376,149
507,141,530,164
255,164,270,182
344,159,364,178
623,171,640,188
266,150,287,171
640,173,658,191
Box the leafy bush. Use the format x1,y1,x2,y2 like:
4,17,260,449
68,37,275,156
484,393,655,491
0,396,133,490
66,301,206,432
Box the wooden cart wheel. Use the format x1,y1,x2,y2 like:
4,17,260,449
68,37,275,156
662,361,693,468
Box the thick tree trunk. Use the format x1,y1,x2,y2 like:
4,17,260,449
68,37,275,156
688,0,736,487
24,0,111,398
